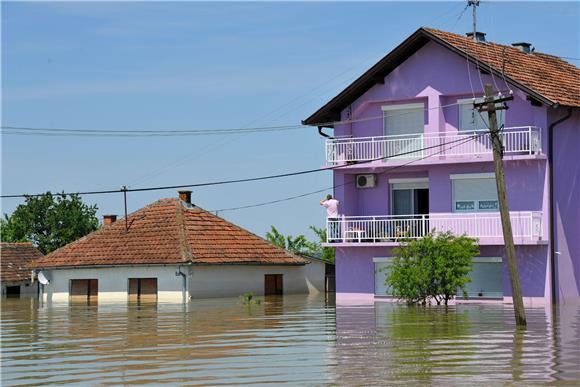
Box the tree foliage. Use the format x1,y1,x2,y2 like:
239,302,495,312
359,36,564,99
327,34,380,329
386,232,479,305
265,225,335,263
308,225,335,263
0,192,100,254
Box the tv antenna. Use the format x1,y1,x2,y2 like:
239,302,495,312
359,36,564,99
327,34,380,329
468,0,480,41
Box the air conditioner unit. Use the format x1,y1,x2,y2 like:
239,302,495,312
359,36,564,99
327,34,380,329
356,174,376,188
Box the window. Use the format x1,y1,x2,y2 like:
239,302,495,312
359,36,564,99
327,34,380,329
128,278,158,301
6,286,21,297
382,103,424,136
375,257,503,299
458,98,505,132
461,257,503,299
373,258,393,296
70,279,98,302
390,179,429,215
451,173,499,212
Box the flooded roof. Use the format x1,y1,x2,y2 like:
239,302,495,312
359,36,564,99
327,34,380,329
32,198,307,269
1,242,43,282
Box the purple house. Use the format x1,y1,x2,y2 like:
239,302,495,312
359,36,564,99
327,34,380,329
304,28,579,306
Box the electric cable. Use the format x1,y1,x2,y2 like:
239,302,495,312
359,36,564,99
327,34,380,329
1,133,487,199
211,131,486,213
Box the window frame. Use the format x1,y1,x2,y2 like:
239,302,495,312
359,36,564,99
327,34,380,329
389,178,429,215
457,97,506,132
381,102,425,137
461,257,504,299
450,173,499,213
373,257,394,296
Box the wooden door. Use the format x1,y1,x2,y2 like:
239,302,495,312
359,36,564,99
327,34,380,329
128,278,158,301
128,278,139,301
264,274,283,295
139,278,157,301
70,279,98,302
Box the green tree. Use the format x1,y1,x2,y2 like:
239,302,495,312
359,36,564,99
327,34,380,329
386,232,479,305
265,225,334,263
0,192,99,254
265,226,313,255
308,225,335,263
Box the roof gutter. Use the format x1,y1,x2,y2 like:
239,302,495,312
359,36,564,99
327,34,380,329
548,107,573,304
317,126,333,138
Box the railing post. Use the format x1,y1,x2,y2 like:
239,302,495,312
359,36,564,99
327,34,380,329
528,126,532,155
421,215,426,236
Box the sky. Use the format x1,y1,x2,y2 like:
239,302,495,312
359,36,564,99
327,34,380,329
2,1,579,240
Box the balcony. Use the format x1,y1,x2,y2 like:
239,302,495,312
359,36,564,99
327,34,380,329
325,126,542,166
326,211,544,246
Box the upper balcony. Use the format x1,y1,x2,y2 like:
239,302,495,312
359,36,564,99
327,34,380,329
325,211,545,247
325,126,543,166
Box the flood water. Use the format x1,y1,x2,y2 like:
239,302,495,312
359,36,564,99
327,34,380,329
1,295,579,386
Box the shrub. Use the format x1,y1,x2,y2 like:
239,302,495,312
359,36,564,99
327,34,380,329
386,232,479,305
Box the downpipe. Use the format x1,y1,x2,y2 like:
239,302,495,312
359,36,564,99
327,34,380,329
176,266,188,303
548,107,573,304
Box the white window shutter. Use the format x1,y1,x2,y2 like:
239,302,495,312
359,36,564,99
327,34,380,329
453,177,499,212
384,107,424,136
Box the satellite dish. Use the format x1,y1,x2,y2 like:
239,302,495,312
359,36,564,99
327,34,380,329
37,271,50,285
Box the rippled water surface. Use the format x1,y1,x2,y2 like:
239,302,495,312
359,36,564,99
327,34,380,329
1,295,579,385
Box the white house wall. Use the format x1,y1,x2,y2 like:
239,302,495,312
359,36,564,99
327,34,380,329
42,266,184,303
1,281,37,296
187,263,326,299
41,262,326,303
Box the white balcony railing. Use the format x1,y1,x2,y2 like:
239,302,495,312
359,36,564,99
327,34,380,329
326,212,543,244
325,126,542,165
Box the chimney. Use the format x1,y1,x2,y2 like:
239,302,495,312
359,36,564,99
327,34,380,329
466,31,486,43
178,190,192,205
512,42,533,54
103,214,117,226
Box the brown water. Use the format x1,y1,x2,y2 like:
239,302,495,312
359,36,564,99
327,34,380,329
1,295,579,386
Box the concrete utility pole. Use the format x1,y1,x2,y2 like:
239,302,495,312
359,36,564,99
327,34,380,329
476,84,527,326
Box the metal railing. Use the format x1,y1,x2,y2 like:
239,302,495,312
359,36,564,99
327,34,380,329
326,211,543,243
325,126,542,165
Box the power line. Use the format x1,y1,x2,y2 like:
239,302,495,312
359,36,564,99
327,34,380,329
0,125,307,137
0,134,485,199
211,131,486,213
0,101,467,138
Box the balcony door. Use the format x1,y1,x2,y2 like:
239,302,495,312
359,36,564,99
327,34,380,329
382,103,424,159
391,180,429,215
391,179,429,238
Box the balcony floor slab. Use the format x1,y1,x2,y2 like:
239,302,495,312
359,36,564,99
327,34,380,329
323,238,548,248
328,153,546,171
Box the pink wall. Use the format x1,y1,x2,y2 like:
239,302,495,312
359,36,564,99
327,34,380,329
329,39,578,304
336,42,548,143
551,108,580,303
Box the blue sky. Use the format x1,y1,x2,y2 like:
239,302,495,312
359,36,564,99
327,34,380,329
2,1,578,240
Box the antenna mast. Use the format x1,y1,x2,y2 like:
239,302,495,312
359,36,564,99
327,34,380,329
468,0,480,41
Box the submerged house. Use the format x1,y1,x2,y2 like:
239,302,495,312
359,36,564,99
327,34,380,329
304,27,579,305
1,242,43,297
33,191,325,303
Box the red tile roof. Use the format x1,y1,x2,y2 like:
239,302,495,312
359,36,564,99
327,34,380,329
424,28,580,108
32,198,307,268
1,242,43,283
304,27,580,125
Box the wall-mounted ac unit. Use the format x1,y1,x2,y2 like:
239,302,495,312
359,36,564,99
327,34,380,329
356,174,376,188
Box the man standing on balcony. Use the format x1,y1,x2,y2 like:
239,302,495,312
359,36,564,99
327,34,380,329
320,194,340,242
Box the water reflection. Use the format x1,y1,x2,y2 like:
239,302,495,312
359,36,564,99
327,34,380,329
1,296,578,385
335,303,580,384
